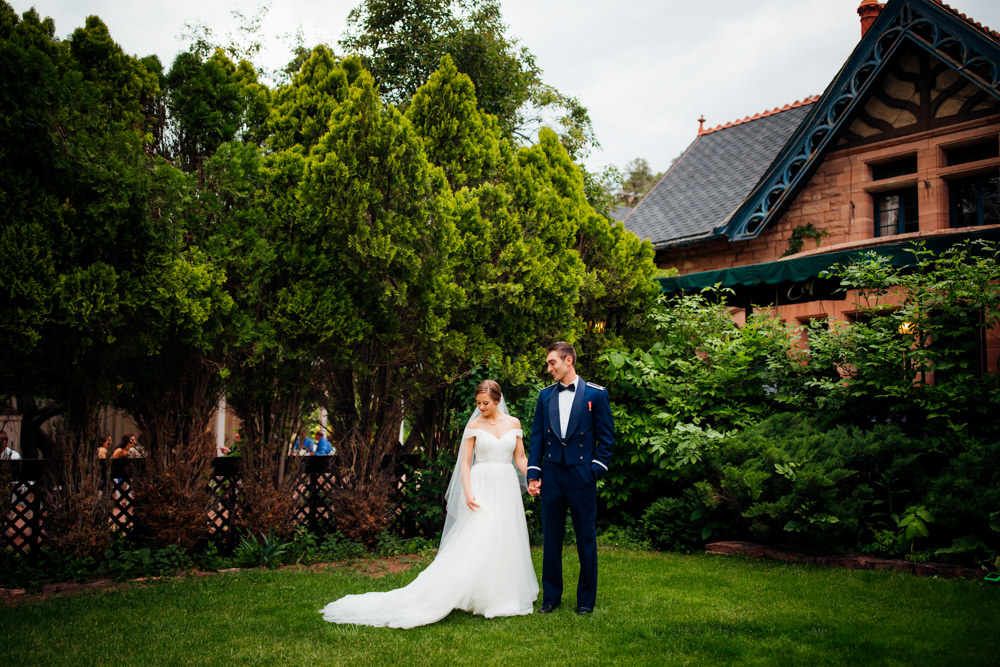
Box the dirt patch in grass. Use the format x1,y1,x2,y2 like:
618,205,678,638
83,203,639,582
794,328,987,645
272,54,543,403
336,554,430,578
0,554,433,605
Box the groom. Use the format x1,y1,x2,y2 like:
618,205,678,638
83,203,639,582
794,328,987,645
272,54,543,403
527,342,614,615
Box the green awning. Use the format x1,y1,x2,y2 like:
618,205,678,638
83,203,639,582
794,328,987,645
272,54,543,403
656,228,1000,294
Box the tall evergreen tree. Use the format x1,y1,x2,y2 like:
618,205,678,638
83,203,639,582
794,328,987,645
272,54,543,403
342,0,595,158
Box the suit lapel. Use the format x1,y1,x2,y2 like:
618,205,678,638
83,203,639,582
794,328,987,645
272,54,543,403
564,379,586,440
547,385,562,438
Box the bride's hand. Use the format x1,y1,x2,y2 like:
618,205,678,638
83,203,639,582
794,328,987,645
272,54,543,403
466,495,479,511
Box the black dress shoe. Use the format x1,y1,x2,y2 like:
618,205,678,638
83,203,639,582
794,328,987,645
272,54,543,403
575,606,593,615
536,604,559,614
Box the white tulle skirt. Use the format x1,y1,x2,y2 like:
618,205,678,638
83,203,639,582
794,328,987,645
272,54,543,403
320,461,538,628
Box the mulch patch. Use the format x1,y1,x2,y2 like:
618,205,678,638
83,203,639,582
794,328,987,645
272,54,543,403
342,554,428,578
705,540,986,579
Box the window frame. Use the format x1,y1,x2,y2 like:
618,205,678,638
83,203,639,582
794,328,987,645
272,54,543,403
948,171,1000,228
874,186,920,237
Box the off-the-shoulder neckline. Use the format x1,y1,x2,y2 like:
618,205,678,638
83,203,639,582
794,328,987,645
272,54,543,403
465,427,522,440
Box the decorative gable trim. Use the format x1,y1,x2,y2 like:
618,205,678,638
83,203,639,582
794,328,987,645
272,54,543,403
720,0,1000,242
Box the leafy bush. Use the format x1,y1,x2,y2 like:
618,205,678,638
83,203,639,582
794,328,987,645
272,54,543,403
391,451,453,540
233,530,290,568
524,495,543,546
0,548,98,590
373,531,438,557
194,538,231,572
285,527,366,565
639,486,731,553
923,435,1000,566
0,541,197,589
707,413,925,552
640,497,703,553
597,524,650,550
100,542,194,581
795,240,1000,440
596,292,800,515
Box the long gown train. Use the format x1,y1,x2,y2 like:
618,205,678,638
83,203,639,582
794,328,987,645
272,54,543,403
320,428,538,628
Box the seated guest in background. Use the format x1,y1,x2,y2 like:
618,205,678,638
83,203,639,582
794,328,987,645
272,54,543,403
314,428,333,456
128,436,145,458
112,434,137,459
292,431,315,456
0,431,20,460
96,434,112,459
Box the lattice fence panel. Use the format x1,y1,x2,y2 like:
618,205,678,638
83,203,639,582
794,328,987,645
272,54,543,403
207,471,239,550
2,481,41,557
3,456,424,554
108,477,135,537
291,470,338,535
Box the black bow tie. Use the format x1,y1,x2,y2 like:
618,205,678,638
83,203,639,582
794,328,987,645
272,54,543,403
558,383,575,392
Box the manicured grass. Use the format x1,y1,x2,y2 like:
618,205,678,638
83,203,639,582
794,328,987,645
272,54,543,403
2,547,997,666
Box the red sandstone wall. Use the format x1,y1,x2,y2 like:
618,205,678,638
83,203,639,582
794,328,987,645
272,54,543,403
655,116,1000,368
657,116,1000,276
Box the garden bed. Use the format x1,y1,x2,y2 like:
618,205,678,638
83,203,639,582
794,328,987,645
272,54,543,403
705,540,986,579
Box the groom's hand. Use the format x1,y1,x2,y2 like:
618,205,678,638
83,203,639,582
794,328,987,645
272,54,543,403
528,479,541,497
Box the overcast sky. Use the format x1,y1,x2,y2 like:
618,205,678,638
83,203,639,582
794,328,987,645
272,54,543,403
8,0,1000,175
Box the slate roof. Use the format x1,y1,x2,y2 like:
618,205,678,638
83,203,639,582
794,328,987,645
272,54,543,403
623,99,817,248
609,204,633,222
625,0,1000,251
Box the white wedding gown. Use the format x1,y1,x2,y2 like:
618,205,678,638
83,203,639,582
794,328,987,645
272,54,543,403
320,428,538,628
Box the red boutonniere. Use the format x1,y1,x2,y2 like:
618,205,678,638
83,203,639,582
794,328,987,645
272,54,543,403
588,401,592,412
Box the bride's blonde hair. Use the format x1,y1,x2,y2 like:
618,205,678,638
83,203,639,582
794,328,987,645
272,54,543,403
476,379,502,403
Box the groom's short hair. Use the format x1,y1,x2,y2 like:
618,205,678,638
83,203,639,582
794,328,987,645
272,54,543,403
547,341,577,365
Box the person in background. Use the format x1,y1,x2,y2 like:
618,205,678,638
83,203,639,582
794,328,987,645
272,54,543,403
112,434,137,459
314,428,333,456
0,431,21,460
292,430,315,456
127,435,145,458
96,434,112,459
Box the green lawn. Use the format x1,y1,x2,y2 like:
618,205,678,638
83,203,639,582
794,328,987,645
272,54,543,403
2,547,997,666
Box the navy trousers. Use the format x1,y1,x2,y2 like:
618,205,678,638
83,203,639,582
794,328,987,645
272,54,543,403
539,461,598,609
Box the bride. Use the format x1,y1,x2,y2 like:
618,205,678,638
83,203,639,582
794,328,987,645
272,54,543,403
320,380,538,628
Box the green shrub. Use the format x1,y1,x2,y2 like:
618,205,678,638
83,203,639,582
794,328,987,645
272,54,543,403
641,496,703,553
708,413,925,552
285,527,366,565
597,523,650,550
524,495,543,546
597,292,801,514
100,542,194,581
194,538,231,572
924,436,1000,565
638,485,732,553
373,531,438,557
234,530,289,569
798,240,1000,439
391,451,453,540
0,548,98,590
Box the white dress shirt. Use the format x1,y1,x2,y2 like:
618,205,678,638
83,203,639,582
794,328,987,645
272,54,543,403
557,378,578,437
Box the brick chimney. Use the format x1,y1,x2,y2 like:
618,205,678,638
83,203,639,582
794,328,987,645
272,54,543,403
857,0,883,37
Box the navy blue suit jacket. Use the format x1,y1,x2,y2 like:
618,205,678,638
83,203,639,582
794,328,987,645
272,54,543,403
527,379,614,481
